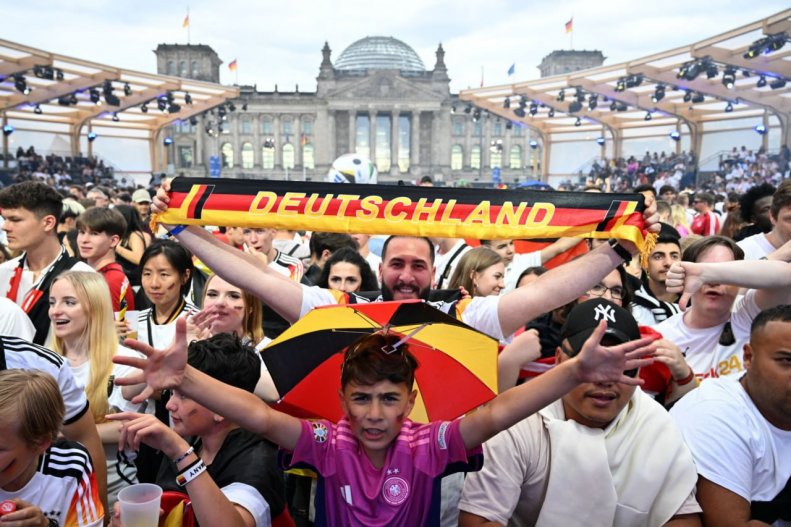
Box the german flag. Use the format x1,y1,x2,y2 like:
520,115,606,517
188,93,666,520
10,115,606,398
156,177,651,249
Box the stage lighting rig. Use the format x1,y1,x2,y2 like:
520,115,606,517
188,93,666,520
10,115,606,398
722,67,736,89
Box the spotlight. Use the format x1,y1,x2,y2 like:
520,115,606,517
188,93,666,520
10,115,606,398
472,108,481,122
13,75,30,95
669,130,681,141
529,103,538,116
609,101,617,111
588,94,598,111
56,69,64,81
574,117,581,127
644,111,652,121
167,103,181,114
547,108,555,118
518,96,527,108
205,125,214,136
754,124,767,135
505,121,513,130
157,96,167,112
57,95,72,106
104,93,121,106
722,67,736,89
90,88,101,105
503,97,510,109
450,104,456,114
189,116,198,126
742,69,751,78
691,92,705,104
463,103,472,114
112,112,119,122
87,132,97,142
513,107,526,118
33,104,42,114
767,32,788,52
652,85,665,103
614,78,625,92
756,75,767,88
625,74,643,88
575,88,585,102
596,137,605,146
163,137,173,146
568,101,582,113
123,83,132,96
769,77,787,90
241,102,248,111
184,92,192,105
683,61,702,81
140,103,148,113
226,102,235,111
2,125,14,136
556,89,565,102
69,93,78,105
704,61,718,79
725,102,733,113
683,91,692,103
529,140,538,149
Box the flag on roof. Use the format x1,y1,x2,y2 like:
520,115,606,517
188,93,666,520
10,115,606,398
507,63,515,76
228,59,237,71
565,17,573,33
182,14,190,28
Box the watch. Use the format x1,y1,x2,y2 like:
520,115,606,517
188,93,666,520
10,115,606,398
607,238,633,262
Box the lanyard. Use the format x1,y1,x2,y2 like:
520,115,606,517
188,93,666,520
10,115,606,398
6,249,67,314
146,299,186,346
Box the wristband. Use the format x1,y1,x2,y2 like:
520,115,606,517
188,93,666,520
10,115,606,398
607,238,633,262
675,369,696,386
176,458,207,487
166,224,187,238
173,445,194,465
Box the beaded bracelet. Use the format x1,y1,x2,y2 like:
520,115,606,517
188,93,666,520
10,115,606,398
176,458,206,487
173,445,194,465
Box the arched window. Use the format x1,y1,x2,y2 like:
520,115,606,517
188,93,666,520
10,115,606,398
262,144,275,169
303,144,315,170
471,145,481,170
179,61,187,78
241,142,254,169
510,145,523,169
191,61,200,78
166,61,176,76
221,143,234,168
451,145,463,171
282,144,295,170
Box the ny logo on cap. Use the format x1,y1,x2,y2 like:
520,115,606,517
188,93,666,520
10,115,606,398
594,303,616,323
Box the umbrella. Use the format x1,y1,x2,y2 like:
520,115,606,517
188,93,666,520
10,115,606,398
518,179,554,190
260,300,499,423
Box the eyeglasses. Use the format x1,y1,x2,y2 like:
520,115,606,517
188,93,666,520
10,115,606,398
586,284,626,300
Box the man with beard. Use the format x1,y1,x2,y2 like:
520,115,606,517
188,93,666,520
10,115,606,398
630,224,682,326
738,180,791,260
657,237,791,381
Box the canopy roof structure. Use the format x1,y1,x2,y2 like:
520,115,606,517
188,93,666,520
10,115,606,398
0,38,238,169
460,9,790,174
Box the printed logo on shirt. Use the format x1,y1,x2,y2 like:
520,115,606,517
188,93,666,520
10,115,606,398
382,476,409,506
312,422,329,443
438,421,450,450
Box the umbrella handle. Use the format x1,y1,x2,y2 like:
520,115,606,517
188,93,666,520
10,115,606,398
382,323,428,354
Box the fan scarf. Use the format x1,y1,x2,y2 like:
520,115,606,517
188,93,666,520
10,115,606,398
155,177,652,249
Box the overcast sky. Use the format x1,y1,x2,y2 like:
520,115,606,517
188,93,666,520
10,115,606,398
4,0,788,93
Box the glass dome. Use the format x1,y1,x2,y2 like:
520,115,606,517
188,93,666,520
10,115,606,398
334,36,425,72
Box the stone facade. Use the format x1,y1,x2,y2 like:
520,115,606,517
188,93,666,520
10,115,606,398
157,38,546,184
537,50,605,78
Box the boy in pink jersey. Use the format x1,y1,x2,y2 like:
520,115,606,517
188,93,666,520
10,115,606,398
115,317,654,526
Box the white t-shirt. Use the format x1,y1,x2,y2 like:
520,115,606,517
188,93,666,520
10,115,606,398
1,336,88,424
434,240,471,290
0,253,94,301
655,291,760,380
737,233,776,261
136,300,198,349
503,251,542,293
671,377,791,525
0,296,35,340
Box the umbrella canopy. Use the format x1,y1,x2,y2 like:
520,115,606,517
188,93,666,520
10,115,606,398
261,300,499,423
518,179,554,190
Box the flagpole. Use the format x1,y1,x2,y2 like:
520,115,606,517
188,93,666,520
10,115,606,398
187,6,190,44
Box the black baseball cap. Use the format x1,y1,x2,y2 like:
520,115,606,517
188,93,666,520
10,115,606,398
560,299,641,355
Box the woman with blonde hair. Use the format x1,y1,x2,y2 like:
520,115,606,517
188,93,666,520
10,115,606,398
448,246,505,297
671,204,691,237
48,270,144,504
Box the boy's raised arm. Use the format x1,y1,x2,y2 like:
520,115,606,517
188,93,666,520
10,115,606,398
114,317,303,451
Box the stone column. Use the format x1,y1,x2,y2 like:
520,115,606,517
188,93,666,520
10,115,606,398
391,109,399,175
195,121,204,168
369,108,377,163
349,111,356,153
230,114,240,168
273,115,281,168
252,113,261,168
411,111,421,169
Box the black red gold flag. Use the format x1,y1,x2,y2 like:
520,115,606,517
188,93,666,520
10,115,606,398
155,177,650,248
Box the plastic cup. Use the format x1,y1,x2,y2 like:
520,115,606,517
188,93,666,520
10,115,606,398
117,483,162,527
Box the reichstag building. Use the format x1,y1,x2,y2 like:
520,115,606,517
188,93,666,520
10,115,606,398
157,37,594,184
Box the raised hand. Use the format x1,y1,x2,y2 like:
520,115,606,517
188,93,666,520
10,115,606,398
665,261,704,310
151,178,172,215
651,338,692,380
574,320,655,386
620,193,660,255
113,317,190,404
106,412,187,460
186,307,220,342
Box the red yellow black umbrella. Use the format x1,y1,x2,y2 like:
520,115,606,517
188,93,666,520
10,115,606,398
260,300,499,423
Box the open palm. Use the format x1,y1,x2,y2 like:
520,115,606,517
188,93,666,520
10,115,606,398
575,320,655,385
113,317,189,404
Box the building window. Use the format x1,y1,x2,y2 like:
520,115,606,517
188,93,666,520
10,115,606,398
452,119,464,136
473,122,482,137
179,61,187,78
493,121,503,136
303,144,315,170
451,145,463,171
471,145,481,170
221,143,234,168
179,121,193,134
191,61,200,78
241,117,252,135
375,115,391,172
512,124,523,137
491,149,502,169
241,142,254,169
282,118,293,138
282,144,295,170
262,117,273,135
178,146,193,168
302,119,313,135
355,114,370,159
398,115,410,173
166,61,175,76
262,143,275,169
510,145,523,169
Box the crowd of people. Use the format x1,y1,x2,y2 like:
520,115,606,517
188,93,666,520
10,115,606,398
0,142,789,527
